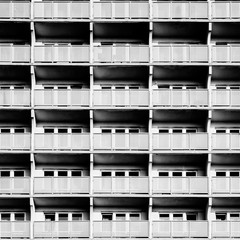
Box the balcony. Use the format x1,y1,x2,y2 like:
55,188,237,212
153,45,209,63
212,90,240,107
212,221,240,237
0,1,30,19
93,221,149,238
0,177,30,195
152,133,208,150
0,221,30,238
34,89,89,107
34,221,90,238
212,1,240,19
0,45,30,63
93,133,149,150
93,177,149,194
94,46,149,63
34,46,90,63
152,177,208,194
93,1,149,19
212,133,240,150
212,45,240,63
153,1,208,20
93,89,149,107
152,221,208,238
34,1,89,19
0,133,31,150
0,89,30,107
34,177,89,194
34,133,90,151
212,177,240,194
153,89,208,107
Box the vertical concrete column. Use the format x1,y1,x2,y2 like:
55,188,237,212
148,197,153,239
90,197,93,239
207,197,212,239
30,197,35,239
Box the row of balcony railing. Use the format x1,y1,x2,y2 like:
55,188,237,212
4,133,240,151
1,1,240,20
4,45,240,63
1,220,240,238
3,89,240,108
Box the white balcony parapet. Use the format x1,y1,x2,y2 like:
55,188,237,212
152,177,208,194
0,45,30,63
153,133,208,150
153,89,208,107
212,177,240,194
212,133,240,150
94,45,149,63
152,221,208,238
0,177,30,194
0,133,31,150
34,221,90,238
34,89,89,107
212,1,240,19
212,221,240,237
93,133,149,150
34,45,90,63
34,133,90,151
94,1,149,19
93,221,149,238
212,90,240,106
153,45,209,63
34,1,90,19
212,45,240,63
153,1,208,19
0,89,30,107
94,89,149,107
34,177,89,194
0,221,30,238
93,177,149,194
0,1,30,19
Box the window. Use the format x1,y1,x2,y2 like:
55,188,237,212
72,213,82,221
102,213,113,221
186,213,197,221
44,129,54,133
159,214,170,220
159,172,169,177
1,171,10,177
58,129,68,133
130,213,140,221
72,129,82,133
1,129,10,133
102,129,112,133
15,213,25,221
116,214,126,221
186,171,197,177
230,213,240,220
173,214,183,221
129,129,140,133
115,86,125,90
230,172,239,177
102,172,111,177
172,129,183,133
44,171,54,177
159,129,169,133
14,171,24,177
172,172,182,177
216,172,226,177
129,171,139,177
45,213,55,221
101,86,111,90
72,171,82,177
14,129,25,133
186,129,197,133
59,213,68,221
115,172,125,177
216,129,226,133
230,129,239,133
58,171,68,177
216,213,227,221
1,213,10,221
115,129,125,133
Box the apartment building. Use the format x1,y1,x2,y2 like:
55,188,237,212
0,0,240,239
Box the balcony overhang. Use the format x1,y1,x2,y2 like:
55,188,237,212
35,22,89,43
212,66,240,83
0,198,30,209
212,154,240,165
0,110,31,125
93,23,149,43
34,66,90,85
153,22,208,44
212,110,240,123
212,197,240,207
35,109,90,125
0,153,30,167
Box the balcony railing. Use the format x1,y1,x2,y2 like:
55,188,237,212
93,177,149,194
0,45,30,63
93,221,149,238
153,89,208,107
212,177,240,194
34,46,90,63
153,45,209,63
34,89,89,107
0,89,30,107
94,1,149,19
94,89,149,107
34,1,89,19
153,133,208,150
34,177,89,194
0,221,30,238
0,177,30,194
212,133,240,150
93,133,149,150
34,134,90,151
212,221,240,237
152,177,208,194
153,221,208,238
94,46,149,63
153,1,208,19
212,1,240,19
0,1,30,19
0,133,31,150
34,221,90,238
212,90,240,106
212,45,240,63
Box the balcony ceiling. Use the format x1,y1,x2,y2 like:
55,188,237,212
0,154,30,167
0,110,31,124
0,198,30,209
212,154,240,165
212,197,240,207
212,66,240,81
35,110,90,124
212,110,240,123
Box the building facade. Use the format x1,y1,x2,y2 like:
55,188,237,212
0,0,239,239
